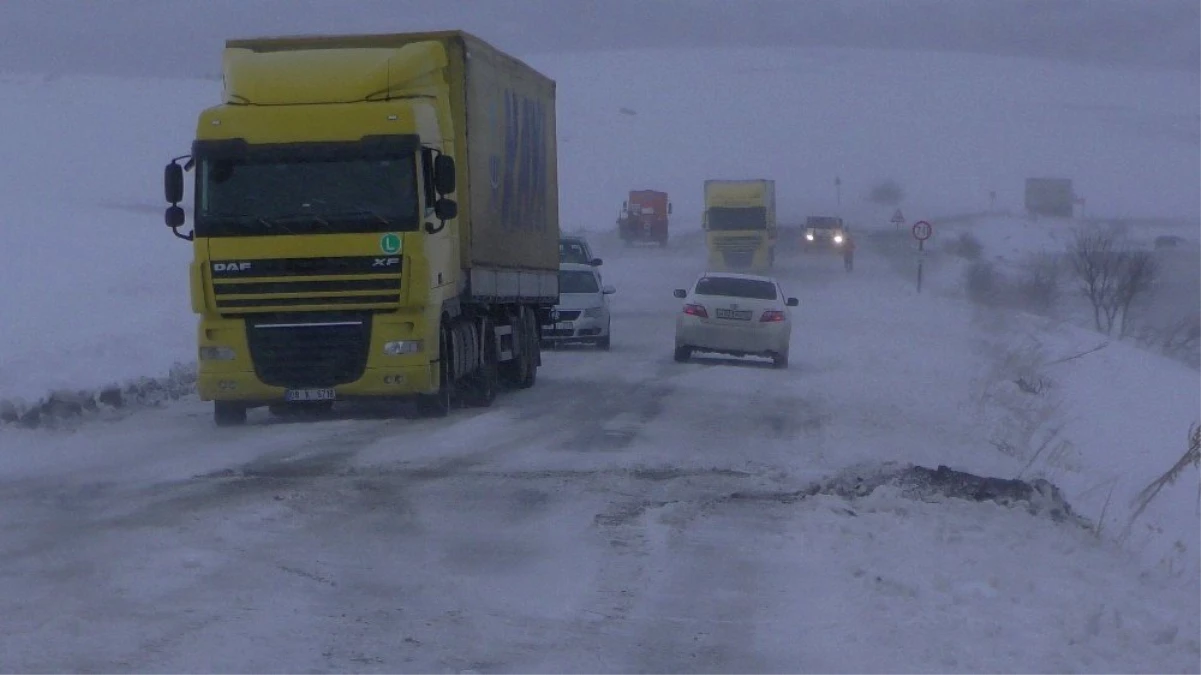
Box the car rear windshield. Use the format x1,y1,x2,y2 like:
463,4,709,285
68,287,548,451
694,277,777,300
560,270,600,294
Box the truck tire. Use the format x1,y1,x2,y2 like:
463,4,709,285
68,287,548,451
214,401,247,427
517,310,539,388
501,308,539,389
416,325,454,417
463,322,498,408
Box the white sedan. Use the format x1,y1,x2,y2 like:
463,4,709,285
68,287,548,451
673,272,797,368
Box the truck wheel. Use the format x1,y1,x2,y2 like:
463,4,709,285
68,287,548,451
464,324,498,408
417,326,454,417
214,401,247,427
516,311,539,388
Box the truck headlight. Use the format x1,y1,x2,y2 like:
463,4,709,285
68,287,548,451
584,307,604,319
805,233,815,241
383,340,423,355
199,346,236,361
834,235,844,244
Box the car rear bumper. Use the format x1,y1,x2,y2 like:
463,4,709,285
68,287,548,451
675,317,789,356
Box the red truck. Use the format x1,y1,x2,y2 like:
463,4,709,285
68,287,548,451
617,190,671,246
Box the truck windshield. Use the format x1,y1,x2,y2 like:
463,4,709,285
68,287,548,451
195,154,420,237
707,207,767,231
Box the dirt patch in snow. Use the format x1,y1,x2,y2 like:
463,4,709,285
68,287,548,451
726,461,1088,527
0,362,196,430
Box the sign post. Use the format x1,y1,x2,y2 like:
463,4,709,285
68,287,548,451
891,208,906,231
911,220,932,293
835,176,842,207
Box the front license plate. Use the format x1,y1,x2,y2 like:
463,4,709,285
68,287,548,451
285,388,336,402
555,322,573,331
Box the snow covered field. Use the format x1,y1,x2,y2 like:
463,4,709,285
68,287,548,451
0,45,1197,673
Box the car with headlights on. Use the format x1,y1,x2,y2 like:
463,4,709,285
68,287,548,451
673,272,797,368
542,263,615,349
800,215,849,253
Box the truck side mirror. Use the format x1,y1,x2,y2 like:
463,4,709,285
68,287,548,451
786,297,799,307
590,258,603,267
434,198,458,221
165,205,185,228
165,163,184,204
434,155,456,195
668,202,673,215
673,289,687,299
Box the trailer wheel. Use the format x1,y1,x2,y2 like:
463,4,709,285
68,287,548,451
214,401,247,427
501,308,539,389
464,322,498,407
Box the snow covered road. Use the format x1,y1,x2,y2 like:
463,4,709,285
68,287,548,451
0,235,1196,673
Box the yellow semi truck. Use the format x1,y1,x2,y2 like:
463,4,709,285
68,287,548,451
161,31,559,425
702,179,777,272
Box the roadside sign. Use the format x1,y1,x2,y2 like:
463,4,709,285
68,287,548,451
891,208,906,224
911,220,932,241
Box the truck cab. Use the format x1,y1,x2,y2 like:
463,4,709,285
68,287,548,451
162,32,558,426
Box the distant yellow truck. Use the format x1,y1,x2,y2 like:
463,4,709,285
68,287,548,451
161,31,559,425
703,179,777,272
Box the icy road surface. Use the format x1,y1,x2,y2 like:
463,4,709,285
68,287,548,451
0,234,1196,674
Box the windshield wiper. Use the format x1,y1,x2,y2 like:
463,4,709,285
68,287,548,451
206,212,299,235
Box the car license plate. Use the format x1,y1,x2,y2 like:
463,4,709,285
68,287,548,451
715,308,752,321
555,322,573,331
285,388,336,402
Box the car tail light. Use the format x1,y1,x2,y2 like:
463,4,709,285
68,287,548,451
683,303,708,318
760,310,786,322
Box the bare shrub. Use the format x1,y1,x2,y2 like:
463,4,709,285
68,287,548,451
1133,314,1201,369
1067,227,1158,335
965,261,998,305
946,231,983,261
1017,253,1063,315
866,179,905,207
1121,423,1201,543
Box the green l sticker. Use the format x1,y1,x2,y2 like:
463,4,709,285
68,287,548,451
380,233,402,255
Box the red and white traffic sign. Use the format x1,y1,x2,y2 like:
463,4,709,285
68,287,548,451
890,208,906,224
912,220,932,241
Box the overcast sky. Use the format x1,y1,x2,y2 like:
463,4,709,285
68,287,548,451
0,0,1196,79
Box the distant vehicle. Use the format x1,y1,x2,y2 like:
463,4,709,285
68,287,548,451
703,179,777,272
542,263,615,349
801,216,849,253
672,272,797,368
559,235,603,266
1154,235,1184,250
617,190,671,246
1025,177,1075,218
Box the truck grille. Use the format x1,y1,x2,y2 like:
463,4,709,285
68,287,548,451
246,314,371,389
722,251,755,268
714,235,761,252
211,256,402,315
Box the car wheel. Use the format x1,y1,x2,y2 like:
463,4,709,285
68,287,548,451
674,345,692,363
772,350,789,369
214,401,247,427
597,328,611,351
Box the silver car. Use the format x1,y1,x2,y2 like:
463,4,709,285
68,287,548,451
543,263,615,350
